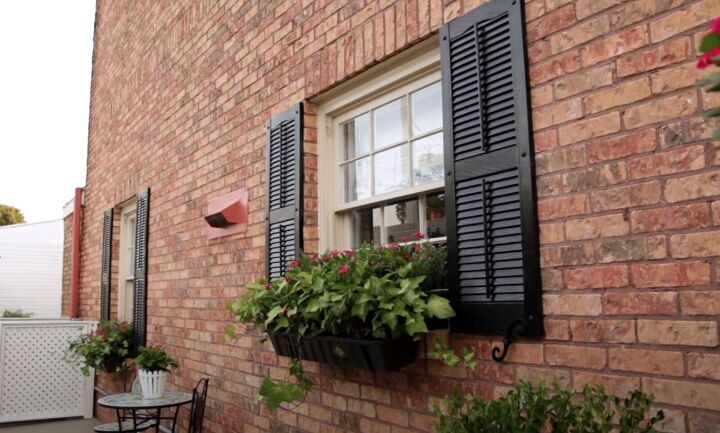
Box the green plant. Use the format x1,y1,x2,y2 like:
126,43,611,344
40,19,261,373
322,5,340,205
63,320,133,376
227,236,454,410
227,238,454,340
134,345,179,372
696,16,720,138
431,340,664,433
0,204,24,226
434,382,664,433
1,309,33,318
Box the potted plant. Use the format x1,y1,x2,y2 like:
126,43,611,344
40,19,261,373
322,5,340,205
134,345,179,399
64,320,133,376
227,234,454,409
229,235,454,371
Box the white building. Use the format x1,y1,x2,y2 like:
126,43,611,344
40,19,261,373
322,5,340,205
0,220,63,318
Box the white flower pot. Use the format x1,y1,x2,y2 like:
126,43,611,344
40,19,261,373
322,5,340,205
138,369,168,399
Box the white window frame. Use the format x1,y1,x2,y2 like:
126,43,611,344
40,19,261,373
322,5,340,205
315,37,441,250
117,200,136,322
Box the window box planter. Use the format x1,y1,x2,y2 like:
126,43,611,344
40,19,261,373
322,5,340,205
268,332,419,373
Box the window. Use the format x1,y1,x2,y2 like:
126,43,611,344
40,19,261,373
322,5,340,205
117,200,136,321
317,40,443,249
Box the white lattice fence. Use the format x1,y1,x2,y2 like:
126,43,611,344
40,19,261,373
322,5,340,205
0,320,95,423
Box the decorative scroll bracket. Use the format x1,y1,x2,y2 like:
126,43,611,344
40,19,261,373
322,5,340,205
491,320,527,362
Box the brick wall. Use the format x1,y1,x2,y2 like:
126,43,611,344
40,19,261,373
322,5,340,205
80,1,719,432
61,212,73,317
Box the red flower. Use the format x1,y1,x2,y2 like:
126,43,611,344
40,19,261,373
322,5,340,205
402,253,412,260
264,283,271,290
710,16,720,34
412,231,426,239
282,306,289,314
697,47,720,69
386,243,398,249
284,275,292,283
401,236,410,242
339,264,350,274
288,259,301,269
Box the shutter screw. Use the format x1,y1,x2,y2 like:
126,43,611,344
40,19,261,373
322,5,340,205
521,151,527,157
442,36,447,40
447,170,452,176
528,315,534,320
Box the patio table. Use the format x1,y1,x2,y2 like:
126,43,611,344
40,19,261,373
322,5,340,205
97,391,192,433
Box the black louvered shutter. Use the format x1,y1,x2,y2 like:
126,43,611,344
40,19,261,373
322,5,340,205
100,209,113,321
266,103,303,281
133,188,150,350
441,0,542,337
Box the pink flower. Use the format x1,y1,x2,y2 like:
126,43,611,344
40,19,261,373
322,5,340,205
412,231,426,239
698,47,720,69
386,243,398,249
401,236,409,242
338,264,350,274
710,16,720,34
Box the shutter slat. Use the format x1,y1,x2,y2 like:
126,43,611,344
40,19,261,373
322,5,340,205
100,209,113,321
266,103,303,281
133,188,150,352
442,0,541,338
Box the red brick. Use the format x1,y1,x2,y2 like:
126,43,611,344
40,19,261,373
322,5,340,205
570,319,636,343
564,213,628,241
532,98,583,129
671,231,720,258
627,145,705,180
688,352,720,380
546,344,607,369
549,14,610,54
558,112,621,146
541,243,595,267
584,78,652,114
544,294,602,316
516,366,571,387
644,378,720,411
573,372,640,396
630,261,710,288
526,5,576,42
681,291,720,315
538,194,589,220
539,222,565,244
609,348,684,377
553,65,613,100
590,181,661,211
536,145,587,174
580,25,648,67
651,61,703,94
376,405,408,427
534,129,558,152
529,51,581,86
623,90,698,129
563,264,629,289
631,203,711,233
616,37,690,77
665,170,720,203
587,129,657,163
596,235,667,263
603,291,677,316
575,0,620,20
638,319,718,347
649,0,718,42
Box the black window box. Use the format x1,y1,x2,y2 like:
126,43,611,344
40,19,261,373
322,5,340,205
268,332,419,373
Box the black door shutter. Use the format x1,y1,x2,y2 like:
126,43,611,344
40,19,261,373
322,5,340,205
100,209,113,321
441,0,542,339
266,103,303,280
133,188,150,350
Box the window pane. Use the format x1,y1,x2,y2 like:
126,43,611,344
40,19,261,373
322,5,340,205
343,157,371,202
412,132,444,185
385,199,419,244
374,98,407,150
411,82,442,136
352,207,382,246
426,193,447,239
374,145,409,195
341,113,371,160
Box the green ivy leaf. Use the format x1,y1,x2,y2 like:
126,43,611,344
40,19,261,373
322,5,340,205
427,294,456,319
700,33,720,53
703,107,720,118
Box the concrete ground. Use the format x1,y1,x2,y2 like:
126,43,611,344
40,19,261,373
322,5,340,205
0,418,99,433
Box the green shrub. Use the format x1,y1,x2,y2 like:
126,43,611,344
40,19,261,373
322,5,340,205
434,381,665,433
1,309,33,318
134,345,179,372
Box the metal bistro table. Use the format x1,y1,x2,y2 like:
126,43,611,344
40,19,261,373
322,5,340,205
97,391,193,433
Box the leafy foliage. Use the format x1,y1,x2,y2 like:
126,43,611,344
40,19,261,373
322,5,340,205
0,205,24,226
1,309,33,318
64,320,133,376
134,345,179,372
227,236,453,411
432,345,664,433
696,16,720,138
227,239,453,341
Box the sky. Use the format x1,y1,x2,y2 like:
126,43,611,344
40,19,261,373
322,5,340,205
0,1,96,223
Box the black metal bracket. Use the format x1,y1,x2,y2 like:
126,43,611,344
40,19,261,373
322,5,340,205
491,320,527,362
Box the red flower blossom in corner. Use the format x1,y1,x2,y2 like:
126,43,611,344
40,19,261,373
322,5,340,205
698,47,720,69
710,16,720,34
288,259,301,269
338,264,350,274
412,231,426,239
284,275,292,283
401,236,410,242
